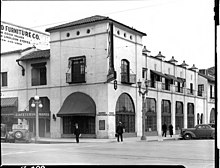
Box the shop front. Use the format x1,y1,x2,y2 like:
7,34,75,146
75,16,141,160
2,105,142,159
57,92,96,138
1,97,18,131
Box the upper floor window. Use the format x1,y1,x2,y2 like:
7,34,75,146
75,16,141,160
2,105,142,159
210,85,215,98
121,59,129,83
1,72,8,87
31,63,47,86
66,56,86,83
198,84,204,96
142,68,147,79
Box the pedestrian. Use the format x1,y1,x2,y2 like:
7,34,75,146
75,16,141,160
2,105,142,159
162,122,167,137
73,123,81,143
169,124,173,137
116,121,124,142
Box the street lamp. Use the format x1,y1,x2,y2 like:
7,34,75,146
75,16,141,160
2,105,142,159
137,79,148,140
31,95,43,143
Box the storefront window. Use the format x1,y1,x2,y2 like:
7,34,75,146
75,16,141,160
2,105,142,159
116,93,135,133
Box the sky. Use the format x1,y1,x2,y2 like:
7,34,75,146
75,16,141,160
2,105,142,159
1,0,216,69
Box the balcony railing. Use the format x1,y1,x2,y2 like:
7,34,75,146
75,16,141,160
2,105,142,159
121,73,136,84
162,83,170,91
186,88,195,95
175,86,183,93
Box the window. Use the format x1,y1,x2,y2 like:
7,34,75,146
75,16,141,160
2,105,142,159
198,84,204,96
31,63,47,86
161,100,171,126
176,101,183,130
162,100,171,113
67,56,86,83
1,72,8,87
210,85,215,98
142,68,147,79
121,59,130,83
190,83,193,94
187,103,194,128
146,98,157,132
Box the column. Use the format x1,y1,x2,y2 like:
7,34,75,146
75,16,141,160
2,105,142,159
157,93,162,136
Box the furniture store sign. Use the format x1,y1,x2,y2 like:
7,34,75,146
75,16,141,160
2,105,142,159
1,21,49,52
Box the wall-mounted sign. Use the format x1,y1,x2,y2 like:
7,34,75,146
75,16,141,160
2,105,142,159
15,111,50,118
99,120,105,130
1,21,49,53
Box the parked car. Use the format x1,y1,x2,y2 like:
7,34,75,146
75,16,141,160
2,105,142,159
208,123,215,128
180,124,215,140
1,124,8,142
10,124,32,143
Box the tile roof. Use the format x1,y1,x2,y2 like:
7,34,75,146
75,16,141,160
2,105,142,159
16,49,50,61
198,72,215,82
1,97,18,107
45,15,146,36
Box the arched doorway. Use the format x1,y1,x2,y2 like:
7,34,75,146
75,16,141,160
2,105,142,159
146,98,157,135
176,101,184,132
57,92,96,137
115,93,135,133
210,108,215,123
187,103,194,128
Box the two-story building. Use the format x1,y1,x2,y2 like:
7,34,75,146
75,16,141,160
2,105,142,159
1,15,215,139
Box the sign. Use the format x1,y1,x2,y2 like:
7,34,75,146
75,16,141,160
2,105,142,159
1,21,49,53
114,80,117,90
15,111,50,118
99,120,105,130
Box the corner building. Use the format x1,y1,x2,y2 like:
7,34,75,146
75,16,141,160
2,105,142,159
1,15,215,139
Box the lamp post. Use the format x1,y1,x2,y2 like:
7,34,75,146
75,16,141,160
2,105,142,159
31,95,43,143
137,79,148,140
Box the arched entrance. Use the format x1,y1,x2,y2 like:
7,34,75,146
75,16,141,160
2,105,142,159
115,93,135,134
146,98,157,135
210,108,215,123
187,103,194,128
57,92,96,137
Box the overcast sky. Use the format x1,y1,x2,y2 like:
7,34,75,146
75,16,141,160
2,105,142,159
1,0,216,69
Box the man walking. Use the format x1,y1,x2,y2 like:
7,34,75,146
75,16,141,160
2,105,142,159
116,121,124,142
74,123,81,143
162,122,167,137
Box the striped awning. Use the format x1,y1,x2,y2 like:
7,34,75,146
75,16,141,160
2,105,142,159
1,97,18,107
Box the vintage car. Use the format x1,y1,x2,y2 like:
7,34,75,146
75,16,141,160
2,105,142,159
9,124,32,143
180,124,215,140
1,124,8,142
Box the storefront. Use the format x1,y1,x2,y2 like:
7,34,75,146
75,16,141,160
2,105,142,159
57,92,96,138
1,97,18,130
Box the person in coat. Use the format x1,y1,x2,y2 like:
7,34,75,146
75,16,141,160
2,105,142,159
116,121,124,142
169,124,173,137
74,123,81,143
162,122,167,137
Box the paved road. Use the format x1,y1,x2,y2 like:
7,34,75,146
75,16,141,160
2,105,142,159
1,139,216,167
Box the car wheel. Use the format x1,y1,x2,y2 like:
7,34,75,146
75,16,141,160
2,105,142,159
184,133,192,140
14,131,23,140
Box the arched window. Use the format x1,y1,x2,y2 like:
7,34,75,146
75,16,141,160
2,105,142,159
176,101,183,130
121,59,130,83
197,113,200,124
210,108,215,123
116,93,135,133
200,114,203,124
146,98,157,131
187,103,194,128
162,100,171,125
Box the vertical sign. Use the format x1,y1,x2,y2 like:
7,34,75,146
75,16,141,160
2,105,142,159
107,22,116,83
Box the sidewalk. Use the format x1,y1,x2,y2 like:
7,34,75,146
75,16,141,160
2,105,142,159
32,134,180,144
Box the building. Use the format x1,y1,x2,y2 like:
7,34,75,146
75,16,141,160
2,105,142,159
1,15,215,138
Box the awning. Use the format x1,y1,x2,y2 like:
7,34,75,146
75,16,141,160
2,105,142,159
16,49,50,61
165,74,182,83
1,97,18,107
177,77,186,83
57,92,96,117
150,70,168,78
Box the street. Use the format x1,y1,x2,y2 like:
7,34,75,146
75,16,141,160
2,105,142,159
1,139,216,167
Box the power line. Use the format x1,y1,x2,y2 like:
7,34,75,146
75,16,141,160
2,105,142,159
29,0,177,29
